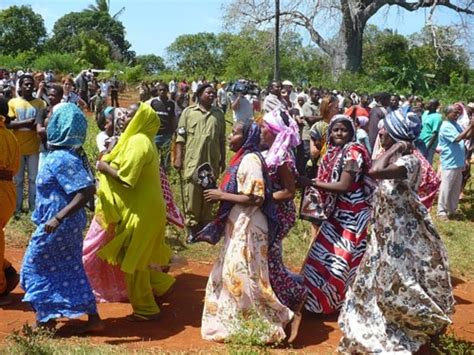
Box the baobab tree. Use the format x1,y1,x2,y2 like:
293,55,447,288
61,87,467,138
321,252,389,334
224,0,474,75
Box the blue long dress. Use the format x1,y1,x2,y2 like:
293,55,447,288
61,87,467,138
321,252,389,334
21,150,97,323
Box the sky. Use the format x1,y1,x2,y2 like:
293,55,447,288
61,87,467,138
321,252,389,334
1,0,470,59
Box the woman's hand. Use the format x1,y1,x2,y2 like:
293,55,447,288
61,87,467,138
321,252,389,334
204,189,223,203
44,216,61,233
96,160,109,174
297,175,314,188
391,141,413,155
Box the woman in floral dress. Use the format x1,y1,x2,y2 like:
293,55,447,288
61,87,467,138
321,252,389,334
197,121,293,344
301,115,374,315
260,109,307,342
338,111,454,354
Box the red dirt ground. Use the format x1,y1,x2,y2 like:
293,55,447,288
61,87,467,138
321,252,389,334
1,247,473,353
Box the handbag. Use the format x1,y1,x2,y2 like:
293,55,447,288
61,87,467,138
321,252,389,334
299,186,329,224
192,162,217,190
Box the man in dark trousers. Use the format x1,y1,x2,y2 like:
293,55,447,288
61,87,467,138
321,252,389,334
149,83,176,171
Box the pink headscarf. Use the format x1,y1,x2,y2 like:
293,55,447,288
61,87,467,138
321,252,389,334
262,109,301,167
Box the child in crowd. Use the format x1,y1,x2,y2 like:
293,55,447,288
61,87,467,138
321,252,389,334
90,89,104,119
355,116,371,155
96,107,114,155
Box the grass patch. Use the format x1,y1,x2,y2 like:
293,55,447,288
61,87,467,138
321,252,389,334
430,332,474,354
5,324,126,355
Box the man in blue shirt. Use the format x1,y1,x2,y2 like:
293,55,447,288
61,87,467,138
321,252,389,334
437,105,473,220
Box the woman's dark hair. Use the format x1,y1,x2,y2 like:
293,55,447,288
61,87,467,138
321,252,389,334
0,97,8,116
96,111,107,131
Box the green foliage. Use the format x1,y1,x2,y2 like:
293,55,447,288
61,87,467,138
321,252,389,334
361,25,470,96
0,5,46,56
123,64,146,84
225,307,277,353
135,54,166,75
6,323,129,354
75,31,110,68
47,10,133,63
33,53,83,74
431,332,474,354
167,32,224,78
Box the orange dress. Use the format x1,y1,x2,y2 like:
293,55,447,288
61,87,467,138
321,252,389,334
0,118,20,294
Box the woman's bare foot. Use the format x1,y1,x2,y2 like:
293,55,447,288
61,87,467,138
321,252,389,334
75,314,104,335
287,312,302,343
0,295,12,306
34,319,57,332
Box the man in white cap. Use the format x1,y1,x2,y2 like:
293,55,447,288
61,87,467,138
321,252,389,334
282,80,297,107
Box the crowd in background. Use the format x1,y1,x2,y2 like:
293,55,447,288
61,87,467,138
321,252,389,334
1,67,473,352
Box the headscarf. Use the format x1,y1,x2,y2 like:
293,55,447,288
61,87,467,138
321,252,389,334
356,116,369,128
47,103,87,148
383,109,421,142
262,108,301,167
316,114,374,217
103,103,158,164
103,106,114,117
454,102,470,130
194,122,278,245
97,103,159,226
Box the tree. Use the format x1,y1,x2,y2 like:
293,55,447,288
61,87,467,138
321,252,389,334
48,10,133,62
166,33,224,78
224,0,473,74
135,54,166,74
0,5,47,55
75,31,111,68
87,0,125,20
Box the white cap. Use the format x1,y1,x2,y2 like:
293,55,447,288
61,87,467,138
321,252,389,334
282,80,293,86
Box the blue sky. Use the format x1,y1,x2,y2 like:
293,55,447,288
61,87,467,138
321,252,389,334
1,0,468,58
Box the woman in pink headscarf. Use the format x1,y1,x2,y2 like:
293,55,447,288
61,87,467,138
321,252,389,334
259,109,307,342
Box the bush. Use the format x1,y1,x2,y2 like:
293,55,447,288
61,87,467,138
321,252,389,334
32,52,83,74
123,64,146,84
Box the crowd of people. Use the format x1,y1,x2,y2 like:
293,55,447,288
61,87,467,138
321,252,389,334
0,68,473,353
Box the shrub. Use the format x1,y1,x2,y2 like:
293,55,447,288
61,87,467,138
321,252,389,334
32,52,83,74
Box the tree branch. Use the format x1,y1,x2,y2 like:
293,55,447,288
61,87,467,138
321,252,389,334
386,0,473,14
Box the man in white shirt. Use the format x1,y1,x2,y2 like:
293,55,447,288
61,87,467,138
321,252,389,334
217,81,228,113
169,77,177,100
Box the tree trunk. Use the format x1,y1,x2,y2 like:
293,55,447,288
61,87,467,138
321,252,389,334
332,2,366,75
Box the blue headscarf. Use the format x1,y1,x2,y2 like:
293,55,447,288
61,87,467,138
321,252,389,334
384,109,421,142
194,122,279,246
47,103,87,148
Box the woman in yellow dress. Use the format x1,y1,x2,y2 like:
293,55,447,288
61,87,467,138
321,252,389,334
96,103,174,321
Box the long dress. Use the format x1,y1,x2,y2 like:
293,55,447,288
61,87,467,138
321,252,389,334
95,104,175,316
302,144,372,314
82,167,183,303
338,154,454,354
0,119,20,295
202,153,293,343
266,151,307,311
20,150,97,322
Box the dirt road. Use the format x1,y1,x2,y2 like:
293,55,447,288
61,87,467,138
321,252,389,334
1,247,473,353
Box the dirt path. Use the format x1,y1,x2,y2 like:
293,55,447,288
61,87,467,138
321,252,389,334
1,247,473,353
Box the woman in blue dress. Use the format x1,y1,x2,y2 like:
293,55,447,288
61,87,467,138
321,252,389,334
21,103,103,332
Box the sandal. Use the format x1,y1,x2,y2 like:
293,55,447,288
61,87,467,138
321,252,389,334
125,312,161,322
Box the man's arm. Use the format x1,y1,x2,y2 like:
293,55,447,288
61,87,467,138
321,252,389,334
231,93,241,110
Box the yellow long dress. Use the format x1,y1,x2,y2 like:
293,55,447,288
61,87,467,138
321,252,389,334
96,104,174,316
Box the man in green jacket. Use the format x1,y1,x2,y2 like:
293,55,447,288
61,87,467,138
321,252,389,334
174,84,226,241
